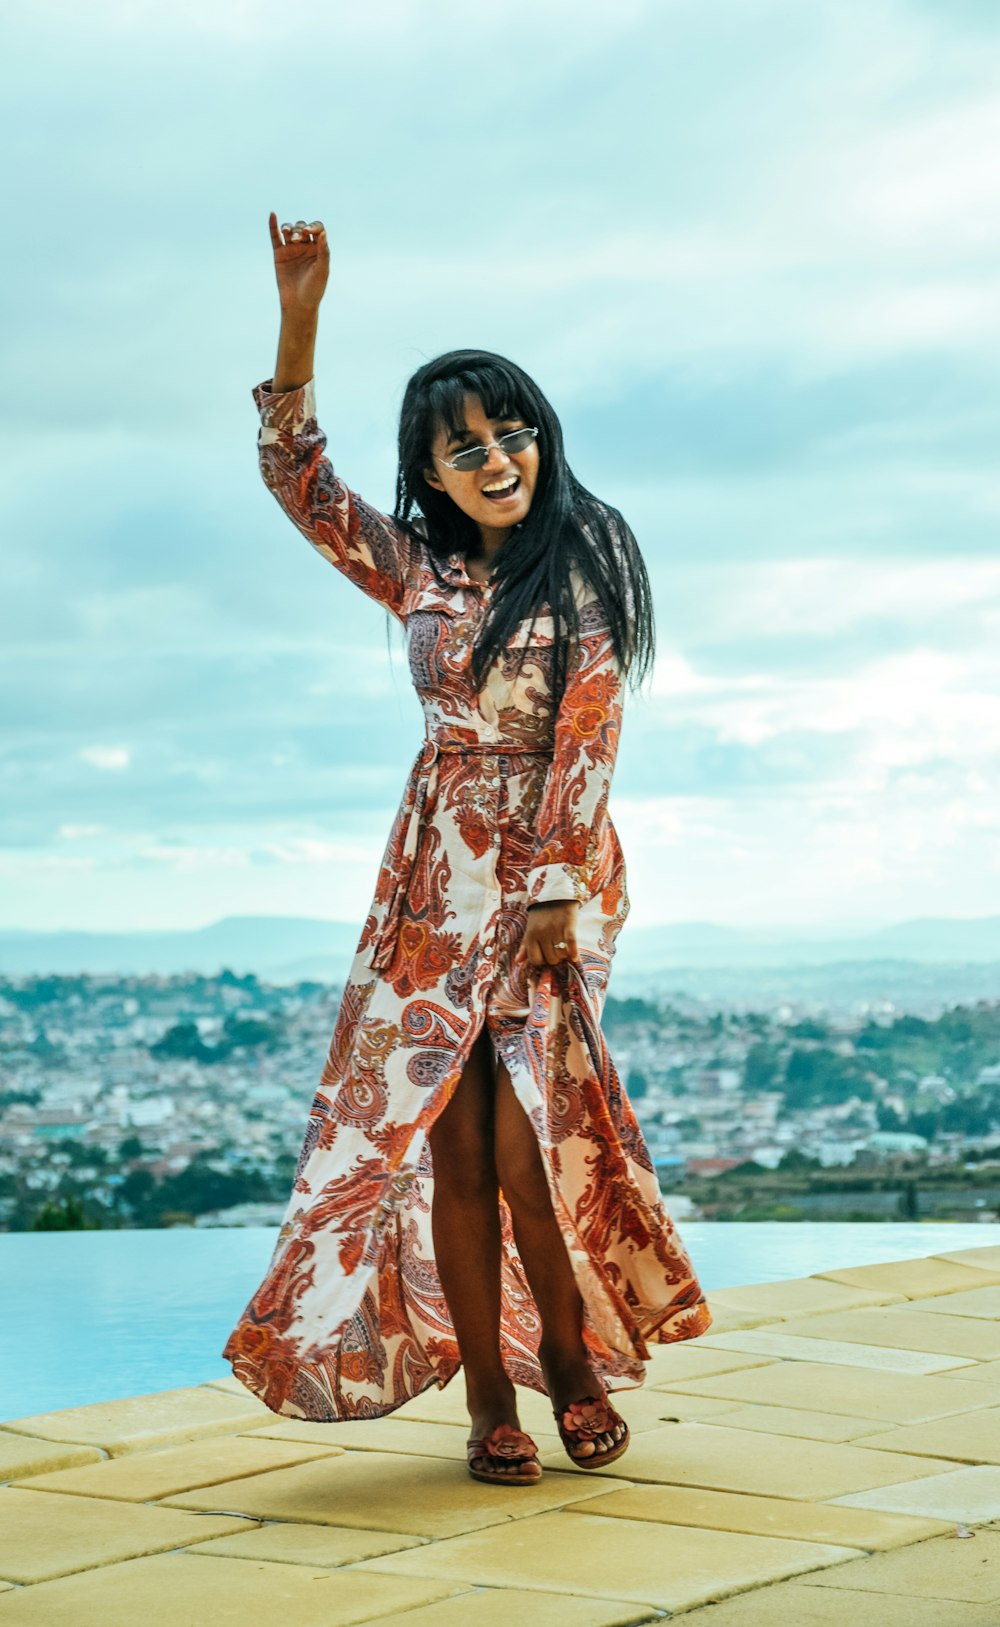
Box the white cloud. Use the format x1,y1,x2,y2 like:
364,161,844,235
650,644,1000,777
78,746,131,771
840,95,1000,251
688,559,1000,641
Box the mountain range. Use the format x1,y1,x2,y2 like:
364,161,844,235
2,913,999,983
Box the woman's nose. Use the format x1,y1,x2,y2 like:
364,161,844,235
481,442,511,472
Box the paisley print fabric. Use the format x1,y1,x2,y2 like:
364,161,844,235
221,376,711,1421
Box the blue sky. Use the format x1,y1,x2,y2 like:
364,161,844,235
4,0,1000,933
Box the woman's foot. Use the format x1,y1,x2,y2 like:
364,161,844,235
540,1348,630,1468
465,1380,542,1485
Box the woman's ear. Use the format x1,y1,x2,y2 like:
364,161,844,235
423,464,445,492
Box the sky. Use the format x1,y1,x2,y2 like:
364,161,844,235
3,0,1000,935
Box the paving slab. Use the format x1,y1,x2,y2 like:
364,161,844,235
937,1247,1000,1273
346,1589,651,1627
644,1392,740,1423
353,1508,858,1611
0,1551,460,1627
668,1580,1000,1624
540,1421,960,1501
907,1286,1000,1321
705,1403,886,1443
834,1464,1000,1522
697,1305,781,1334
644,1346,780,1384
0,1431,103,1481
707,1278,904,1318
163,1449,629,1539
389,1377,729,1432
854,1409,1000,1466
776,1308,1000,1361
575,1481,950,1548
0,1384,275,1456
798,1529,1000,1601
815,1256,1000,1299
187,1520,428,1566
940,1359,1000,1385
0,1486,255,1584
246,1417,522,1461
663,1360,1000,1423
10,1434,342,1501
201,1375,267,1400
695,1327,977,1372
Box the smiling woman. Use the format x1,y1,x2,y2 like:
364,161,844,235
424,408,539,544
221,213,710,1488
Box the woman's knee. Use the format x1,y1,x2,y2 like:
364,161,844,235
432,1126,497,1200
496,1143,553,1215
493,1085,553,1217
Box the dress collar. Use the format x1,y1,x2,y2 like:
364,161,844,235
442,551,497,590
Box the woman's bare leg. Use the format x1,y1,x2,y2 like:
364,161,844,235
428,1027,539,1476
493,1061,624,1457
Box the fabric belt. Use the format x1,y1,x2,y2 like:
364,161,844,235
430,739,554,755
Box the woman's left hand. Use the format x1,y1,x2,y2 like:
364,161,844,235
515,900,579,970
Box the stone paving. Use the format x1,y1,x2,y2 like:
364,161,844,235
5,1245,1000,1622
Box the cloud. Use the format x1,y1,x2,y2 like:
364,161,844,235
78,747,131,772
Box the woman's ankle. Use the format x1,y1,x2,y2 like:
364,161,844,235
464,1371,516,1417
538,1336,590,1377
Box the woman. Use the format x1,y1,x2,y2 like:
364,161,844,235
222,213,711,1487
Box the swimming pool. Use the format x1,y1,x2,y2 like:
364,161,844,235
3,1221,998,1422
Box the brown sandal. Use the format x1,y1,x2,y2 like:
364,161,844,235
465,1422,542,1486
553,1392,630,1469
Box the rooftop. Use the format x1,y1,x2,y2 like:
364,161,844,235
5,1245,1000,1622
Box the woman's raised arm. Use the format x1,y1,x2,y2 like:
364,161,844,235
255,213,415,619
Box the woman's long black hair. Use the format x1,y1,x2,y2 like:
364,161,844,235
392,349,655,702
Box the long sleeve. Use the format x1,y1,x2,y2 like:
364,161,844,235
526,603,625,908
253,377,414,621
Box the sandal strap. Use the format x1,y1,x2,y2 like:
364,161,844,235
466,1422,539,1464
555,1392,622,1439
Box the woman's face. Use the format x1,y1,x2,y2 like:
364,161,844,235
423,392,540,547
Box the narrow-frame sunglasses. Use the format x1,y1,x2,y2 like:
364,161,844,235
434,427,539,472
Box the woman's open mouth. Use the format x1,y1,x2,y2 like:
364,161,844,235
481,474,521,503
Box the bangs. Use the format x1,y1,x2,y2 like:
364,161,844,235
425,364,526,446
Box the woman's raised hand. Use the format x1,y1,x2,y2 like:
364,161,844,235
269,212,329,316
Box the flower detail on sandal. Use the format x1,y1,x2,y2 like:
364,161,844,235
466,1422,542,1485
554,1392,630,1468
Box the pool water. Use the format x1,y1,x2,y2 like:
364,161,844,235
3,1221,998,1421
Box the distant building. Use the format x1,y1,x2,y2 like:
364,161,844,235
685,1157,744,1178
866,1130,929,1157
28,1110,89,1141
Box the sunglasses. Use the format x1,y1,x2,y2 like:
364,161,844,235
434,427,539,473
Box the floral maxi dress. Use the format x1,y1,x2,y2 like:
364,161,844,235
221,376,711,1420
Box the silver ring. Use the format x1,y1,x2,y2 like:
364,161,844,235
554,940,567,950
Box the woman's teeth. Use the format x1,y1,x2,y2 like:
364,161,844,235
482,475,520,501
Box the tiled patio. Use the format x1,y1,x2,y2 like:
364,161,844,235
5,1245,1000,1623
